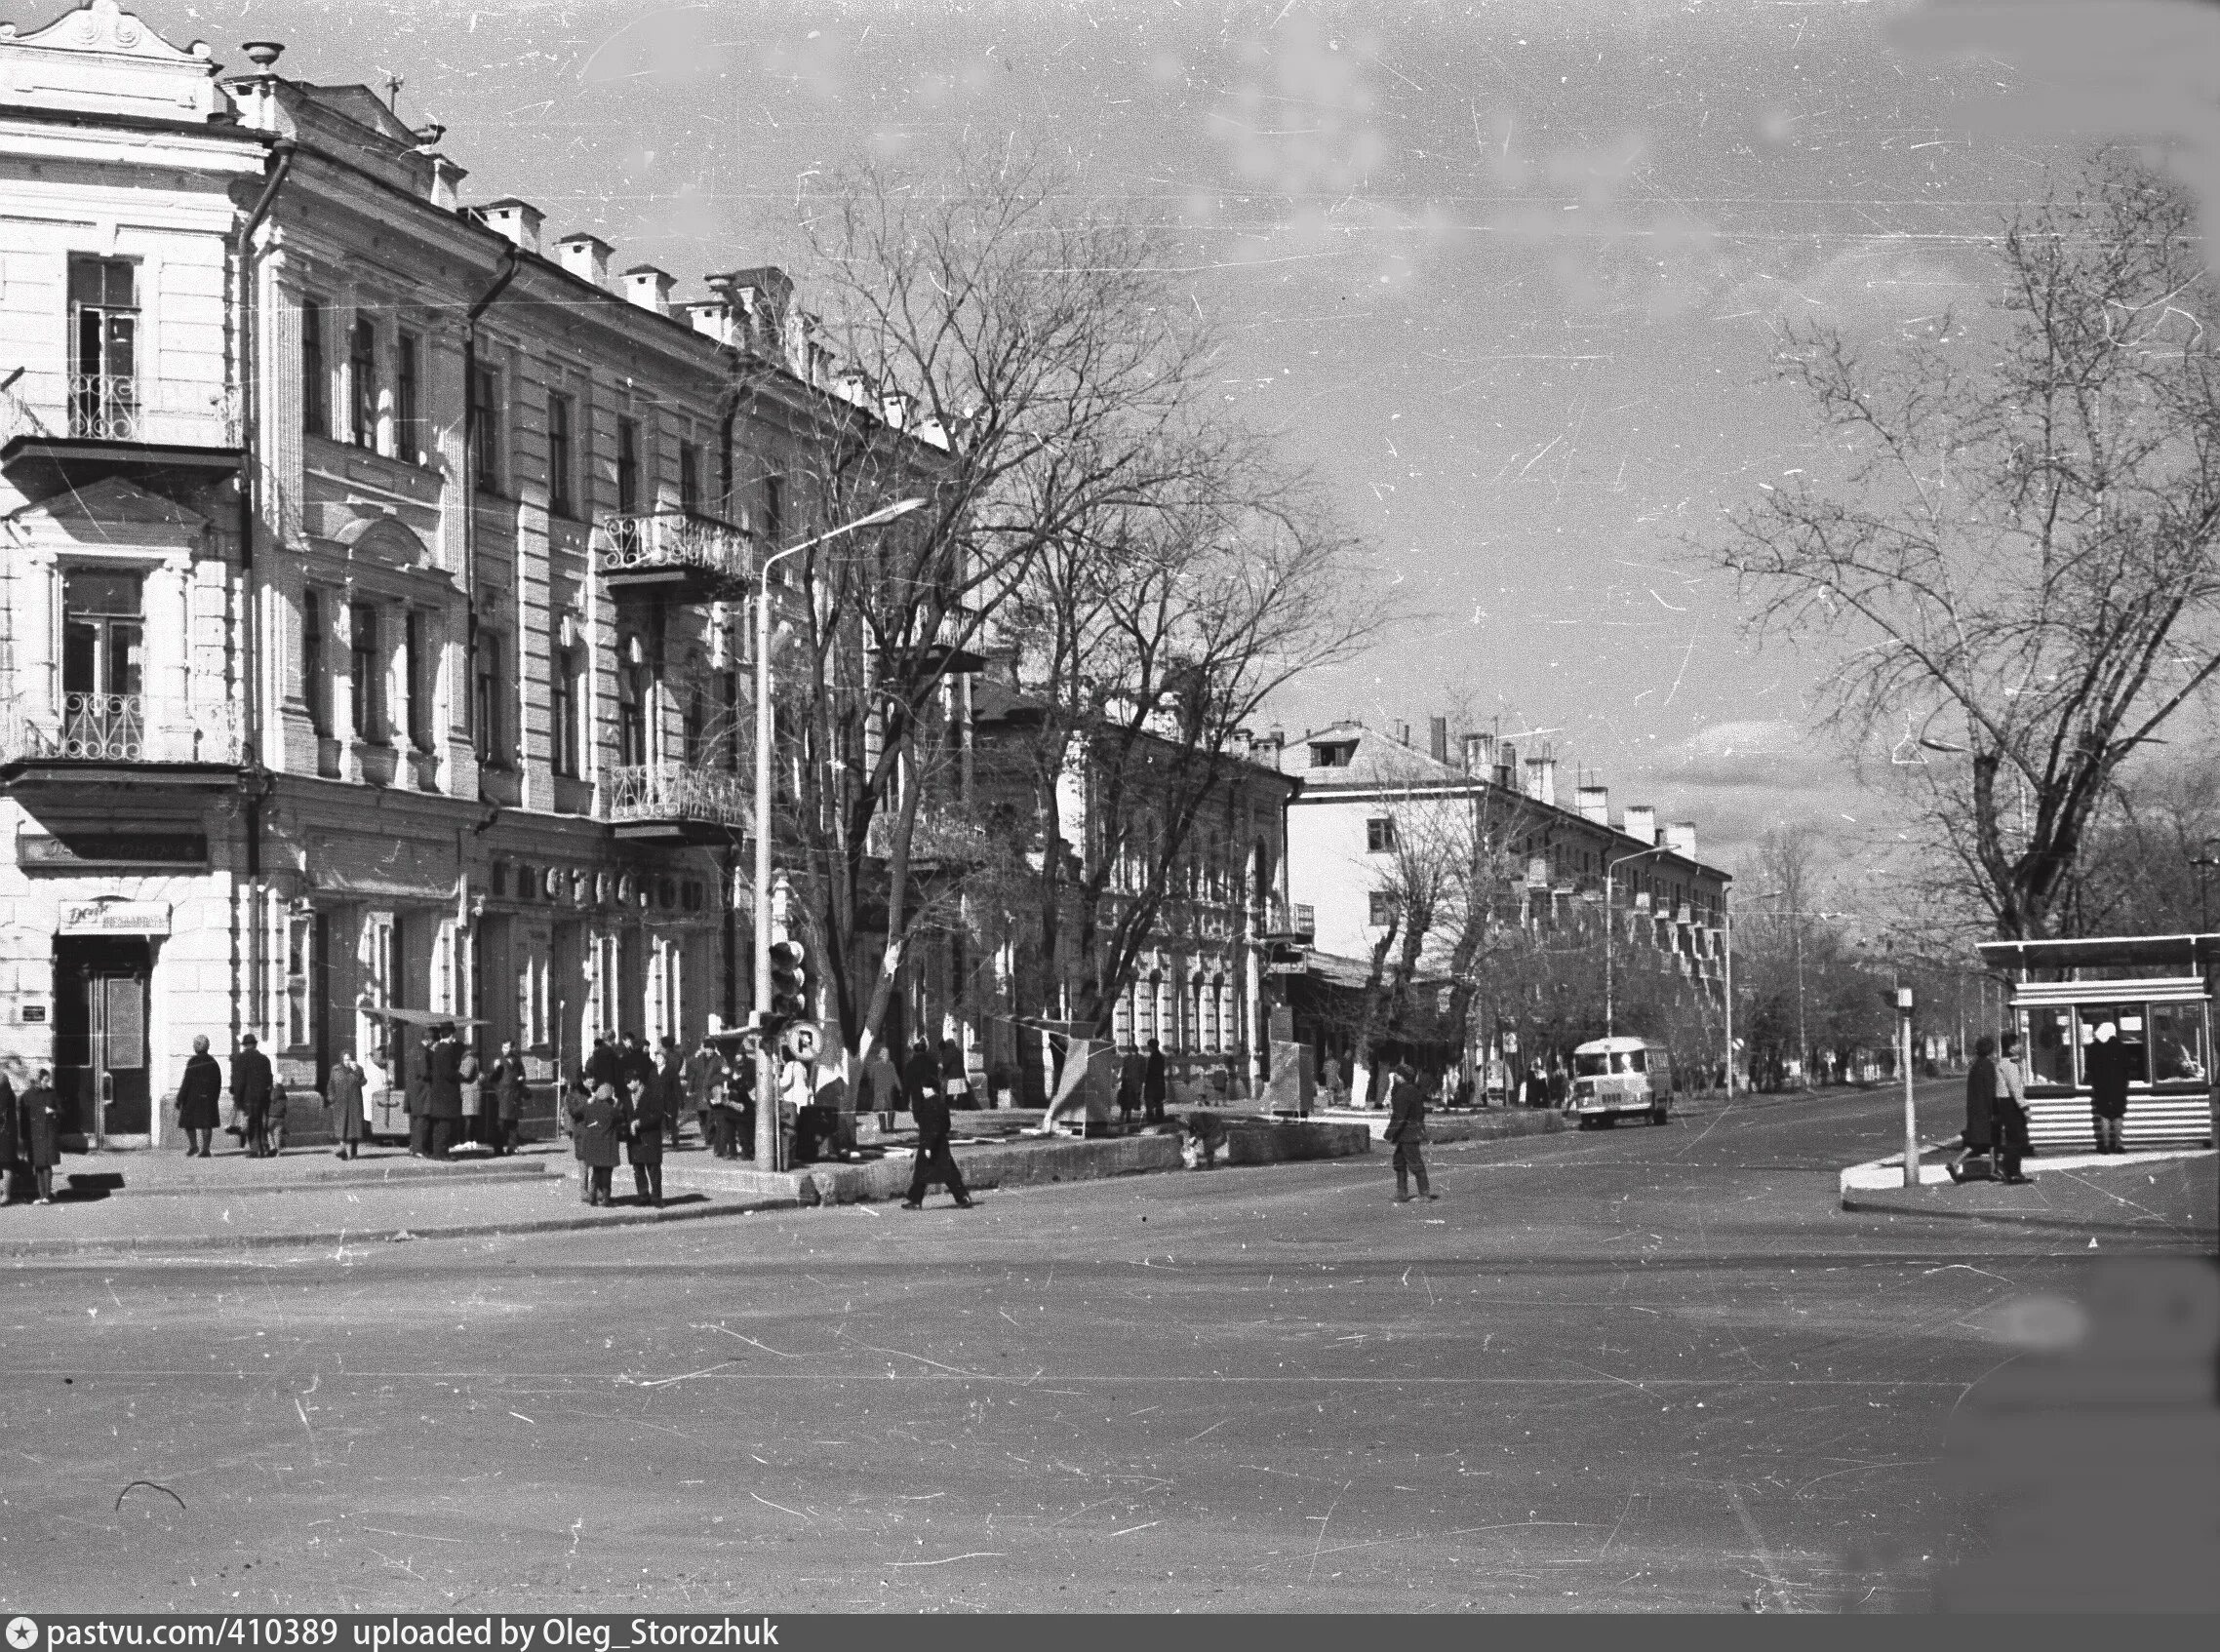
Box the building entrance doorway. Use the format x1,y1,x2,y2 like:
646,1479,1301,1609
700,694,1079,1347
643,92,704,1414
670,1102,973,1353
53,937,153,1146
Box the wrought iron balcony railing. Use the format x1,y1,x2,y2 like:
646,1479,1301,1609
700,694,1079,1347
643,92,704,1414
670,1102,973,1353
69,373,140,441
0,692,245,766
601,762,750,828
596,510,755,582
0,377,242,449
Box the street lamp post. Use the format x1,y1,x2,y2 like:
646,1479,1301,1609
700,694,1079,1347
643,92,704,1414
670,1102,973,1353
751,495,927,1169
1604,843,1675,1039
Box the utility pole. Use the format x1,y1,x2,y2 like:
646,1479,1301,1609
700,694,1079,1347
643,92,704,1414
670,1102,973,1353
1897,984,1918,1188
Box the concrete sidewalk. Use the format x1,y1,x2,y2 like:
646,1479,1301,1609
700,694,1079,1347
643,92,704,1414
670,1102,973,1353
1840,1141,2217,1237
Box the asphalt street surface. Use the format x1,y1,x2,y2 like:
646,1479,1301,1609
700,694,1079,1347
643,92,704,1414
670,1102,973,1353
0,1084,2210,1614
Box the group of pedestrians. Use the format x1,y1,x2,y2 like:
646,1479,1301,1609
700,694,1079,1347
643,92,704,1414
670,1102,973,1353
570,1030,709,1206
1956,1022,2140,1184
1116,1040,1169,1127
403,1026,530,1160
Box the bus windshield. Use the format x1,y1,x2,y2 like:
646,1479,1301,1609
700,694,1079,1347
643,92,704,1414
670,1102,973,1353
1575,1049,1645,1077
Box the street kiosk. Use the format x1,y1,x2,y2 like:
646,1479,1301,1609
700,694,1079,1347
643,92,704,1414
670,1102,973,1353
1976,933,2220,1152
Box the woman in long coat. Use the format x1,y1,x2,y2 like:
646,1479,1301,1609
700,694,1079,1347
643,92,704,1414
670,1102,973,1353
456,1049,484,1148
493,1043,529,1156
327,1052,369,1160
2084,1022,2132,1154
573,1082,626,1206
175,1036,222,1158
20,1069,62,1204
1951,1036,1998,1182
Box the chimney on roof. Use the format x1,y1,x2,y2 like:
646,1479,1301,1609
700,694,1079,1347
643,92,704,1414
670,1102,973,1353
554,233,612,290
881,391,912,429
1665,821,1697,859
1576,785,1609,826
1256,725,1286,765
622,265,675,314
478,199,543,256
1523,756,1557,808
1396,720,1412,747
1460,732,1492,776
1429,716,1449,764
713,266,795,352
1622,805,1657,846
685,297,735,344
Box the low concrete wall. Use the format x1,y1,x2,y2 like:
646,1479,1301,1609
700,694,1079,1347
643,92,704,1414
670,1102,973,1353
589,1131,1187,1206
1215,1119,1371,1164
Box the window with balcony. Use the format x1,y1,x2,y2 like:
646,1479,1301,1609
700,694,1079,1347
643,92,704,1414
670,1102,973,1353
679,440,702,517
616,417,641,514
474,631,507,767
551,645,581,778
348,316,377,450
548,392,576,519
349,603,384,742
683,680,706,766
470,359,501,492
67,256,139,442
617,659,651,767
1366,816,1397,853
302,590,329,736
395,333,421,463
301,296,329,439
61,570,144,751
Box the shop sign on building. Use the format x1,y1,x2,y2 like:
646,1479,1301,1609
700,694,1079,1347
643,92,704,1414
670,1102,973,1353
58,900,172,937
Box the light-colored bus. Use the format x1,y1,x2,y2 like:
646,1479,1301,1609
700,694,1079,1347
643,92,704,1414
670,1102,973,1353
1568,1036,1674,1127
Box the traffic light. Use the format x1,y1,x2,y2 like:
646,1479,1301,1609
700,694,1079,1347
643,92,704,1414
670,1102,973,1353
769,939,808,1020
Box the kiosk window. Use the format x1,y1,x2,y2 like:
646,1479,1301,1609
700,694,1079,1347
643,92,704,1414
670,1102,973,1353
2028,1006,2077,1086
2147,1002,2207,1083
2076,1004,2148,1084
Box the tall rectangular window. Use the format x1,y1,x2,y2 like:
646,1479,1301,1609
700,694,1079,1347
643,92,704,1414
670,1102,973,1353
617,660,650,767
301,296,328,438
348,316,377,449
548,392,575,518
284,914,314,1051
470,359,501,492
302,590,329,735
395,333,420,462
551,645,580,778
720,666,740,774
67,256,139,441
764,472,783,541
60,569,144,706
615,417,640,514
405,610,436,751
475,632,506,767
679,440,701,516
349,602,382,742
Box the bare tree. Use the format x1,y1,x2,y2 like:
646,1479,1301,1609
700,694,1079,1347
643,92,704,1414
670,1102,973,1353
735,145,1235,1069
1713,151,2220,940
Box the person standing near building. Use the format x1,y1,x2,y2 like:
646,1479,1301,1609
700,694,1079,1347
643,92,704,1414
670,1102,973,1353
938,1039,974,1111
1385,1061,1437,1204
627,1063,666,1207
619,1032,656,1116
655,1037,685,1149
0,1066,19,1203
684,1034,724,1142
424,1023,463,1160
231,1034,274,1159
2085,1020,2131,1154
1143,1039,1169,1123
406,1029,434,1158
900,1038,973,1210
264,1078,290,1155
705,1049,742,1160
327,1049,368,1160
491,1041,530,1156
20,1069,61,1204
586,1032,622,1095
573,1080,625,1207
1952,1036,2000,1183
1117,1044,1145,1128
456,1046,483,1148
176,1035,221,1159
858,1042,902,1117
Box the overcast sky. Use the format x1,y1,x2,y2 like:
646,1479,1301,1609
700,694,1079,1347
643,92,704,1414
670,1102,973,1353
120,0,2220,872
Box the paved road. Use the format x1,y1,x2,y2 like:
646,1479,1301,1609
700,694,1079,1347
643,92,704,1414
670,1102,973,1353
0,1084,2205,1614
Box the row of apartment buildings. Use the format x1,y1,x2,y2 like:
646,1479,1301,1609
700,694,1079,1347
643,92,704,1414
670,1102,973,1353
0,1,1312,1140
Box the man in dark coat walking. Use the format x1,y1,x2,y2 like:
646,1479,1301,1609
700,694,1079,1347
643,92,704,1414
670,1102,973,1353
424,1024,463,1160
176,1035,222,1158
1385,1062,1436,1203
1951,1036,1999,1183
2085,1021,2132,1154
900,1039,973,1209
21,1068,63,1202
627,1064,667,1206
571,1082,626,1206
231,1035,274,1158
1142,1039,1169,1123
327,1049,369,1160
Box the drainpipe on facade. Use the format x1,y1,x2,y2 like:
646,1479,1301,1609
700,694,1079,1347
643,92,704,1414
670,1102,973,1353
232,136,296,1049
461,242,523,751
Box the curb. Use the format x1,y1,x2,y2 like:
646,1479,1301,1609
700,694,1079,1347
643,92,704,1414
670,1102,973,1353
68,1160,556,1200
0,1192,798,1258
1837,1192,2218,1239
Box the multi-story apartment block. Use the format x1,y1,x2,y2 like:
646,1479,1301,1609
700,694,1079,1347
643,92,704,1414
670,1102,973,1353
945,673,1298,1102
0,2,921,1144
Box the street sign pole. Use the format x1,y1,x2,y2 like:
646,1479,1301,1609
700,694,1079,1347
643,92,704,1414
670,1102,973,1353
1898,986,1918,1188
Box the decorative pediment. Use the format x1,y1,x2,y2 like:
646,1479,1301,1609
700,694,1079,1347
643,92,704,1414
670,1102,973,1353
0,2,226,122
317,506,431,568
6,474,207,537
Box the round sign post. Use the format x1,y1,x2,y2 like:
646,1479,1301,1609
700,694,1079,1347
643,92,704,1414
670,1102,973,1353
780,1019,822,1064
